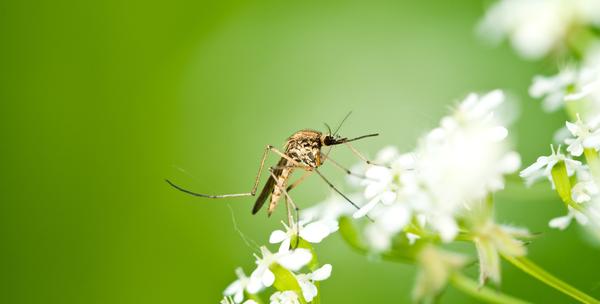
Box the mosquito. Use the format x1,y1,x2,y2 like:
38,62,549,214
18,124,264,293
166,113,380,235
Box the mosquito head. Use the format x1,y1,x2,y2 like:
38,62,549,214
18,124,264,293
321,133,378,146
321,134,348,146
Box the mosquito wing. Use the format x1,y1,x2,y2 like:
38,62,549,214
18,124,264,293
252,157,288,214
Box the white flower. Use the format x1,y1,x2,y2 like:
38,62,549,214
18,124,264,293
352,153,417,219
349,152,423,249
417,91,520,221
572,181,599,203
549,206,589,230
520,145,582,186
478,0,600,59
312,91,519,246
247,247,312,293
349,90,519,244
224,268,256,303
269,219,338,252
451,89,506,124
295,264,332,302
361,203,414,251
269,291,300,304
429,215,460,243
564,67,600,102
529,67,596,112
571,167,599,203
565,114,600,156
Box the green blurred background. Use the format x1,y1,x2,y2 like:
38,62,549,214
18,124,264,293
2,0,599,303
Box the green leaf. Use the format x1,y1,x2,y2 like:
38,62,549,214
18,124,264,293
338,216,369,252
270,263,307,304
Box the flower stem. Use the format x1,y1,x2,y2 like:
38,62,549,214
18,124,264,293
449,273,531,304
502,255,600,304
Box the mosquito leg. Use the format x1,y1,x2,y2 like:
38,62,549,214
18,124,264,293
321,155,374,180
344,142,391,169
284,192,301,249
249,145,273,195
269,169,302,248
314,168,374,222
286,170,313,192
285,170,311,249
166,144,275,198
165,179,255,198
269,168,300,232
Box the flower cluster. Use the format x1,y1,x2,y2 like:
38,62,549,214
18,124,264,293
521,116,600,235
305,90,530,300
312,90,520,244
470,2,600,302
478,0,600,60
221,219,336,304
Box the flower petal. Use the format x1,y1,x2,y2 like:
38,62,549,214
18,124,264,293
269,230,288,244
311,264,332,281
223,280,241,296
548,214,573,230
277,249,312,271
519,156,548,178
246,272,263,294
261,269,275,287
278,237,291,253
298,279,318,302
433,216,458,242
300,221,333,243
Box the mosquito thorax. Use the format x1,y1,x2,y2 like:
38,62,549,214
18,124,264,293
285,130,325,168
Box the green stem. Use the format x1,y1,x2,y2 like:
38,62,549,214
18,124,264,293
449,273,531,304
502,255,600,304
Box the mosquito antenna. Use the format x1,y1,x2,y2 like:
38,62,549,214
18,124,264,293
333,111,353,137
324,123,332,135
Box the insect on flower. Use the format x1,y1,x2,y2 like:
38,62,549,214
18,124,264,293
166,113,379,228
